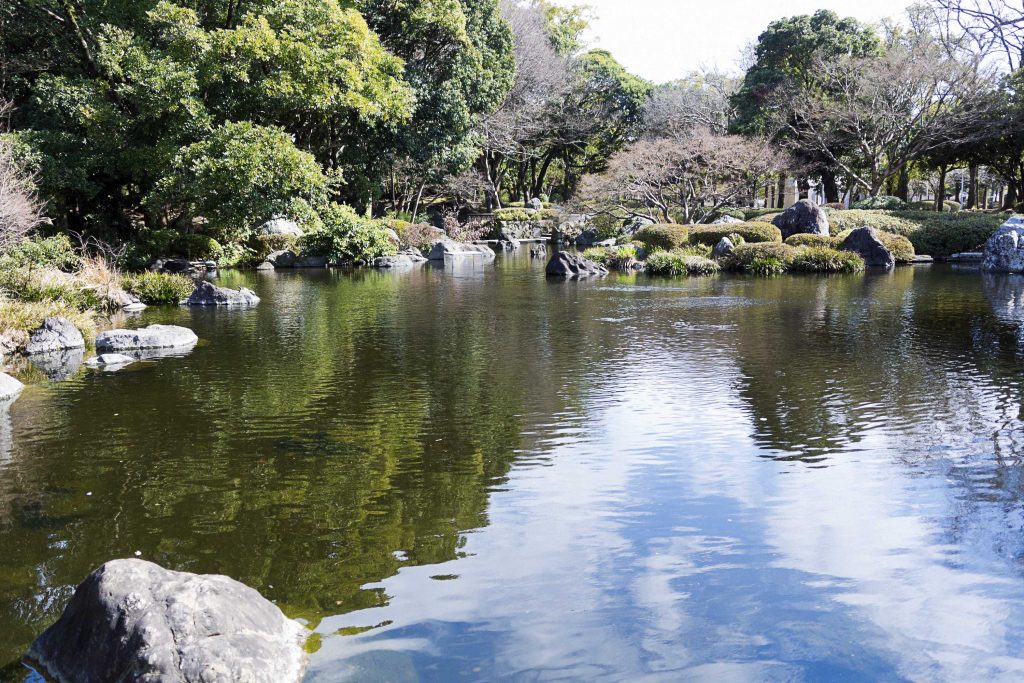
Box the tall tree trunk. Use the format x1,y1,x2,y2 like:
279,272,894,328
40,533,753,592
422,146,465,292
935,165,947,212
821,169,840,203
966,163,978,210
1004,178,1017,210
896,167,909,202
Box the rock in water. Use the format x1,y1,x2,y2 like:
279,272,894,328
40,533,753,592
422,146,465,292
186,281,260,306
96,325,198,352
772,199,830,239
373,255,415,269
427,239,496,261
839,227,895,269
85,353,136,368
982,216,1024,272
26,559,307,683
712,237,735,259
0,373,24,402
545,252,608,278
24,317,85,356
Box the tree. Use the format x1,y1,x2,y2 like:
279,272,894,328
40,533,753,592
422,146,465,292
731,10,880,202
779,28,998,197
933,0,1024,72
644,72,738,138
0,130,42,248
577,129,785,224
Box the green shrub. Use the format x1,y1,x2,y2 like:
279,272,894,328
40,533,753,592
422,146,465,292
635,224,689,250
300,203,398,263
869,211,1001,257
121,271,195,304
583,245,640,270
390,221,438,251
852,195,906,210
714,208,745,220
644,250,720,276
785,233,835,248
724,243,800,272
493,208,559,222
174,234,223,260
249,233,297,262
689,222,782,247
678,242,713,258
1,235,80,271
908,200,962,213
826,210,917,234
832,228,916,263
790,247,865,273
944,200,961,213
822,202,845,210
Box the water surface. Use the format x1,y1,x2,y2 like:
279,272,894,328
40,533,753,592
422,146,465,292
3,254,1024,681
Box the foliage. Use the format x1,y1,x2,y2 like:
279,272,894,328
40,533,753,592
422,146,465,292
1,234,80,271
822,202,846,210
582,244,639,270
121,271,195,304
634,224,689,251
742,208,782,221
248,234,298,263
0,137,43,249
300,204,397,263
147,122,331,244
852,195,907,210
689,222,782,246
578,130,784,224
0,298,95,343
825,209,1000,257
389,221,438,251
493,208,559,221
785,233,835,247
644,250,720,276
723,243,800,272
790,247,865,273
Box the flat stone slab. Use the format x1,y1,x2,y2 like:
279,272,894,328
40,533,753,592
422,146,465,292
26,559,307,683
85,353,135,368
0,373,24,402
428,239,496,261
96,325,198,352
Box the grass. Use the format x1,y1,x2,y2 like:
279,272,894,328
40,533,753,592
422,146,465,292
790,247,865,273
644,250,720,276
723,243,800,273
121,271,196,304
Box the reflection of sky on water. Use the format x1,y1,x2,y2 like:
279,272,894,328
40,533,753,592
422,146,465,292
309,272,1024,682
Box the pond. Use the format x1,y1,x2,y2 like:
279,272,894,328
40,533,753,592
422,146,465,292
4,252,1024,681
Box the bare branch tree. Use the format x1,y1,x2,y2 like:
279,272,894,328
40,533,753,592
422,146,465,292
933,0,1024,71
0,130,42,250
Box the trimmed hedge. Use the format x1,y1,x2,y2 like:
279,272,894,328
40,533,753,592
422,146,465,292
790,247,865,273
635,224,689,250
689,222,782,247
852,195,906,210
908,200,962,213
645,250,720,276
826,210,1002,257
742,208,782,221
834,229,915,262
493,208,559,222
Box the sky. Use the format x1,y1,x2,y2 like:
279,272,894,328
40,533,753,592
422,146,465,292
554,0,913,83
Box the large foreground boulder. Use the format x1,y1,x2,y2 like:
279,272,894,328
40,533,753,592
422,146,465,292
982,216,1024,273
24,317,85,356
26,559,307,683
545,252,608,278
839,227,895,269
186,281,260,306
772,199,830,239
0,373,24,402
428,239,496,261
96,325,198,352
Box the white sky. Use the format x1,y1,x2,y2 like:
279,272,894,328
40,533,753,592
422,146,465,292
557,0,912,83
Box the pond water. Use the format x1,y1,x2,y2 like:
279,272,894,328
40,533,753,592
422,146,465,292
4,252,1024,681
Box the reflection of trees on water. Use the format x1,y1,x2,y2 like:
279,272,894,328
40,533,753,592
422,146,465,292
0,262,638,668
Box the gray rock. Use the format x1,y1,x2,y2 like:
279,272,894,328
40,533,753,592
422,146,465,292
712,237,735,259
623,216,655,235
24,317,85,356
292,256,328,268
545,252,608,278
527,197,543,211
257,218,303,237
85,353,136,368
26,559,307,683
772,199,830,239
256,260,276,271
373,255,415,269
982,216,1024,272
385,228,401,245
398,249,427,263
839,227,895,269
575,228,599,247
499,228,521,250
712,215,744,225
96,325,198,353
595,239,616,248
148,258,194,275
29,348,85,382
427,239,496,261
530,244,547,259
186,281,260,306
0,373,24,402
